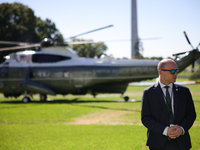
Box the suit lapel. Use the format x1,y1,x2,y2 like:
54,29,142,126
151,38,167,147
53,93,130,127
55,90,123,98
153,82,168,115
173,83,180,123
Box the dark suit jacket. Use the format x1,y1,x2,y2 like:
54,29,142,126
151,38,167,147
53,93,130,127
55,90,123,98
141,82,196,150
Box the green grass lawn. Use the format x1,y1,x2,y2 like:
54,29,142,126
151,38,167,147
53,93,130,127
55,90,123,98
0,84,200,150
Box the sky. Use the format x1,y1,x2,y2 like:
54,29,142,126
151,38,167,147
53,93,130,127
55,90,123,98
1,0,200,59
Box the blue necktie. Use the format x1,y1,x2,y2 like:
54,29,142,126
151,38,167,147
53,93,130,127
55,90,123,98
164,86,174,124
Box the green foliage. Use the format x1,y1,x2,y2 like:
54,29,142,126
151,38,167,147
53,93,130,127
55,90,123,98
133,39,144,58
178,71,193,77
134,56,163,60
69,39,107,58
0,2,64,63
0,84,199,149
190,70,200,81
0,3,38,42
0,2,63,43
36,17,64,43
149,56,163,60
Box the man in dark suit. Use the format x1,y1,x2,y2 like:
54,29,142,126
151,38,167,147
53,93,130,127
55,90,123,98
141,59,196,150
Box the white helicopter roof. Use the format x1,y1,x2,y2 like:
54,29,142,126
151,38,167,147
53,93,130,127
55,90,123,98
2,46,160,68
41,46,78,57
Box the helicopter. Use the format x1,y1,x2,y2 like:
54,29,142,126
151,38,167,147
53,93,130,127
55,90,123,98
0,31,199,103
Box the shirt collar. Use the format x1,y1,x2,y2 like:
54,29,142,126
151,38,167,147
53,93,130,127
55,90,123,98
158,81,173,89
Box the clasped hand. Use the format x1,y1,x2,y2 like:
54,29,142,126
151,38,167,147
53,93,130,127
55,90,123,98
167,125,183,139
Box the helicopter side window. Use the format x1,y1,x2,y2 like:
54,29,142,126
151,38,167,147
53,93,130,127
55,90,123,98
0,62,9,78
0,67,9,78
32,54,71,63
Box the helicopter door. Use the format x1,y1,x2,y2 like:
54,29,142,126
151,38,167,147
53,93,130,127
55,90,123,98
70,67,85,88
0,62,9,78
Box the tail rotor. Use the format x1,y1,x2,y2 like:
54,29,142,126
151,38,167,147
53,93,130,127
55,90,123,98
183,31,195,50
173,31,200,72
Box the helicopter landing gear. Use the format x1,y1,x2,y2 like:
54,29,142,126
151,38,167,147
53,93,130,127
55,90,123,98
22,91,31,103
40,94,47,101
92,91,96,98
93,94,96,98
22,96,31,103
124,96,129,102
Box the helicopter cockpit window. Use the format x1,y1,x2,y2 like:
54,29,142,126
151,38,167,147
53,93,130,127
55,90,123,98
32,54,71,63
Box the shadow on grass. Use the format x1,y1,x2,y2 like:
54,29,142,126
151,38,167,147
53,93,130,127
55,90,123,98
0,98,142,104
75,104,140,112
0,98,141,112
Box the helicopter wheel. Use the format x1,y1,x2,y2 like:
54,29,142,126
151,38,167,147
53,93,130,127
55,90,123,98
40,94,47,101
124,96,129,102
91,91,96,98
22,96,31,103
92,93,96,98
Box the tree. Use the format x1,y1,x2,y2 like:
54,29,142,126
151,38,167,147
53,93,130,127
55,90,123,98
0,3,38,42
35,17,64,43
0,2,64,63
132,39,144,59
69,39,107,58
189,70,200,81
0,2,63,43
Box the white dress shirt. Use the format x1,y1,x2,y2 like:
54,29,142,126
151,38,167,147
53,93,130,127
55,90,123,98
159,81,174,114
158,81,185,136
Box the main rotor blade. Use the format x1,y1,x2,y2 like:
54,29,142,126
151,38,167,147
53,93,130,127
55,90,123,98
183,31,194,49
67,41,97,45
0,44,40,51
67,25,114,39
0,41,30,46
67,37,161,45
101,37,161,42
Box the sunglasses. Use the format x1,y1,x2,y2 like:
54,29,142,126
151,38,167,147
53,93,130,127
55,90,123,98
161,69,179,74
